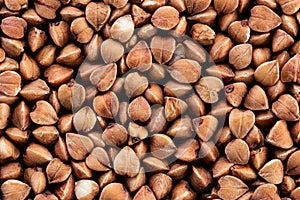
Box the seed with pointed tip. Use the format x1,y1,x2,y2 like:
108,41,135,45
244,85,269,110
24,167,46,194
212,157,234,178
1,180,31,200
99,183,131,200
66,133,94,161
133,185,156,200
75,180,99,200
128,96,151,122
272,94,300,121
0,136,20,164
217,175,249,200
114,146,140,177
189,165,212,192
252,184,281,200
266,120,293,149
150,134,177,159
258,159,284,184
149,173,173,199
125,167,146,193
229,109,255,139
225,139,250,165
193,115,218,141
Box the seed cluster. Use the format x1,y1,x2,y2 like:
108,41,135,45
0,0,300,200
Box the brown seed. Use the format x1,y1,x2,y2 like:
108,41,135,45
195,76,224,104
0,103,10,130
248,5,282,32
132,5,151,27
144,83,163,105
102,123,128,146
5,127,29,145
250,147,268,171
281,54,300,84
291,187,300,200
216,126,233,147
20,79,50,102
60,6,84,23
36,45,57,67
167,161,188,180
99,183,131,200
4,0,27,11
73,106,97,133
97,170,117,190
244,125,264,149
34,0,61,19
22,8,46,26
266,120,293,149
90,64,117,92
189,165,212,192
169,59,201,84
149,173,172,199
272,29,294,52
229,44,253,70
234,67,254,84
258,159,284,184
212,157,234,178
254,60,280,86
150,36,175,64
1,16,27,39
193,115,218,141
71,161,92,179
225,82,247,107
228,20,251,43
0,57,18,72
109,3,131,24
30,100,58,125
66,133,94,161
24,167,46,194
291,120,300,143
272,94,300,121
210,34,233,62
74,180,99,200
57,114,74,134
1,180,31,200
56,43,83,67
277,0,300,15
128,96,151,122
32,126,59,146
175,139,199,162
12,101,30,130
229,109,255,139
84,34,103,61
44,64,73,87
150,134,176,159
27,27,47,53
114,146,140,177
70,17,93,44
0,162,22,181
187,7,217,25
128,122,148,145
125,167,146,192
214,0,238,14
166,115,193,138
218,11,238,32
85,147,110,171
231,164,257,182
164,97,188,122
142,156,169,173
147,106,167,133
185,0,210,14
19,53,40,81
100,39,124,64
85,2,110,31
104,0,127,8
151,6,179,30
183,39,206,63
281,15,298,36
252,184,280,200
1,37,25,58
0,71,21,96
217,175,249,200
126,40,152,72
0,136,20,164
124,72,148,98
191,23,215,45
53,175,75,200
252,48,271,67
280,176,296,194
244,85,269,110
266,80,286,102
133,185,156,200
286,150,300,175
49,21,70,47
93,91,119,119
110,15,134,43
186,94,206,116
23,143,53,166
171,180,197,200
225,139,250,165
53,136,69,161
